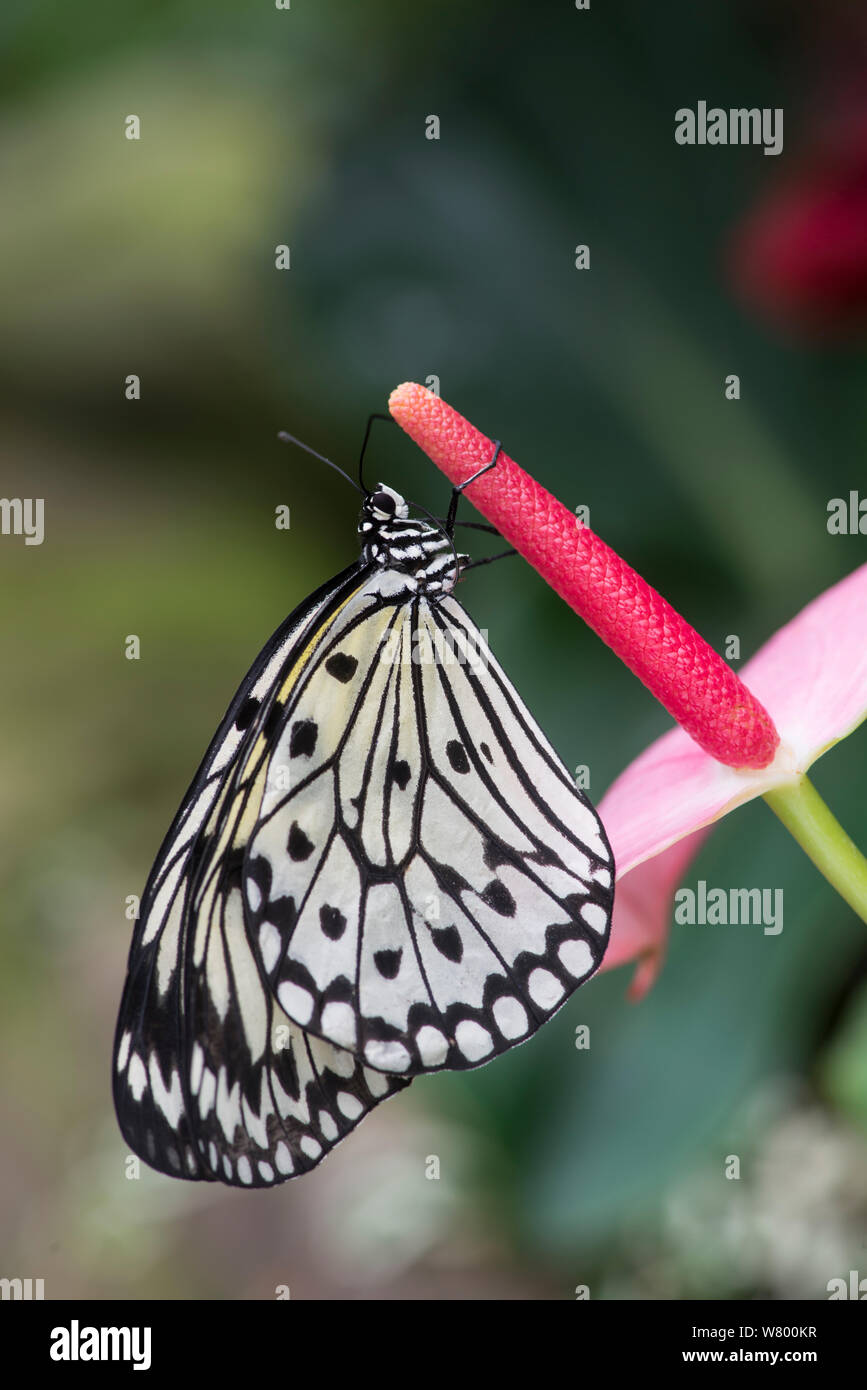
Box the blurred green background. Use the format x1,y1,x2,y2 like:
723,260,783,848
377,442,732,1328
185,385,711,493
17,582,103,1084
2,0,867,1299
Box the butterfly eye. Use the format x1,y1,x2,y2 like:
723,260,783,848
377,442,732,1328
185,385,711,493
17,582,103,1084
371,490,396,516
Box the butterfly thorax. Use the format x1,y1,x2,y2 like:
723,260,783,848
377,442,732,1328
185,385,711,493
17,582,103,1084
358,483,468,596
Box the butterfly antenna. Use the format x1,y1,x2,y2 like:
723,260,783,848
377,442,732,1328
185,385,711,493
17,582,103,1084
277,431,363,494
358,413,394,495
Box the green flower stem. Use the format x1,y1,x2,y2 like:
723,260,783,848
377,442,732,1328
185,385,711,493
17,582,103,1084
764,775,867,926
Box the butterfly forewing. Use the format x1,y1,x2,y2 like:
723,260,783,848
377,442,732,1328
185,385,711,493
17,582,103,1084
113,563,408,1187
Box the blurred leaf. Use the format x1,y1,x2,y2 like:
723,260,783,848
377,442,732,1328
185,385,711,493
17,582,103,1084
821,977,867,1134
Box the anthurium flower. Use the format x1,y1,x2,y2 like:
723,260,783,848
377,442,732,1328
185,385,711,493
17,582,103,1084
599,562,867,993
601,562,867,878
389,382,867,997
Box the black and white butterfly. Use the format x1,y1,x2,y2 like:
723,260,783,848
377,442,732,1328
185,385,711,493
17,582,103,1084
113,422,614,1188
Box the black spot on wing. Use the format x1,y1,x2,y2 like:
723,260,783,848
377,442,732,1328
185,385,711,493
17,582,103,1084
320,904,347,940
289,719,317,758
480,741,494,764
268,895,297,932
262,701,285,741
287,822,314,861
433,862,472,897
483,836,517,871
221,845,246,889
235,696,259,731
446,739,470,774
325,652,358,683
373,948,402,979
481,879,516,917
528,842,561,867
271,1037,301,1100
430,924,463,963
391,758,411,790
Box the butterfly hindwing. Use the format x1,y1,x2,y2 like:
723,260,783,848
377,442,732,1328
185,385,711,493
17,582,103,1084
245,580,614,1076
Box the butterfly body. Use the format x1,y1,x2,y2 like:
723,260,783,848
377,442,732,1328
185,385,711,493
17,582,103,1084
360,483,468,594
114,478,614,1186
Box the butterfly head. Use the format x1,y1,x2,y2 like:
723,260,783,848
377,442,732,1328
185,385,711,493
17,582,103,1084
366,484,410,523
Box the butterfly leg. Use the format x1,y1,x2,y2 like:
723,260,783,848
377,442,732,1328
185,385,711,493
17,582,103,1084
444,440,502,537
450,520,503,537
458,547,518,573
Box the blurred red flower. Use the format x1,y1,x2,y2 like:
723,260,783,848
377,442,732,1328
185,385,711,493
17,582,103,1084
729,100,867,334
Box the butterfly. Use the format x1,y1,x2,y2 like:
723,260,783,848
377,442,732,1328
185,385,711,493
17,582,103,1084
113,420,614,1188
